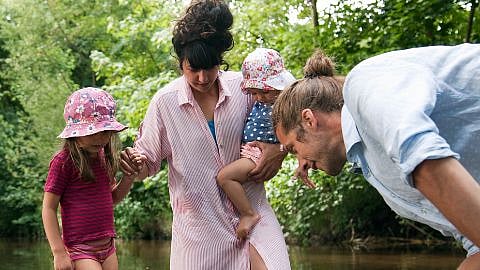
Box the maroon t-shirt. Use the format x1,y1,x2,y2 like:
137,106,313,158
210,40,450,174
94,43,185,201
44,149,116,246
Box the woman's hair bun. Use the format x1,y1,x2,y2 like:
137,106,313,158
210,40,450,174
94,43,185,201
173,0,233,52
207,1,233,32
303,50,335,78
172,0,234,69
181,1,232,34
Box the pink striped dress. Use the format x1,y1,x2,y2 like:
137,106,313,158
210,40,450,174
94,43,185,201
134,71,290,269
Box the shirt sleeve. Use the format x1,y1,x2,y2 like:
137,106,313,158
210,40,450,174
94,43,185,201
344,60,459,186
44,154,70,196
134,94,170,176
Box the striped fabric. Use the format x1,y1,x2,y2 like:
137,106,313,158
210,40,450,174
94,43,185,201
135,71,291,269
44,149,116,246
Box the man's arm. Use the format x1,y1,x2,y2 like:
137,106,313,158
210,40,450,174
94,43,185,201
413,157,480,247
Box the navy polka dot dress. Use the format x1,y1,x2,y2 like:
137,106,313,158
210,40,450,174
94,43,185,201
242,102,279,144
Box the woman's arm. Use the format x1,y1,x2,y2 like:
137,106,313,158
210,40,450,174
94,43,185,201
42,192,73,270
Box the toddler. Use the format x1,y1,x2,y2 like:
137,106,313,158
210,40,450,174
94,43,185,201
217,48,297,239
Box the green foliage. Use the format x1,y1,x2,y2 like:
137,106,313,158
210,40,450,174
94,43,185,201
0,110,44,237
0,17,44,237
115,168,172,240
267,156,393,245
0,0,76,166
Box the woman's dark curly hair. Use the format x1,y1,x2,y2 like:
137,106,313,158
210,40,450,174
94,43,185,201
172,0,234,70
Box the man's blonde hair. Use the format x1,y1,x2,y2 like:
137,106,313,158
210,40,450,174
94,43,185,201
272,50,344,141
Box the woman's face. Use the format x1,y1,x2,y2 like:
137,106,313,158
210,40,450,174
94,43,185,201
182,60,219,94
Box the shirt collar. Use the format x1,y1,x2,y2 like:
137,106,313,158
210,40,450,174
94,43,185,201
177,71,232,106
341,106,362,162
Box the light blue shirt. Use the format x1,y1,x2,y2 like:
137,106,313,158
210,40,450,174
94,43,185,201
342,43,480,255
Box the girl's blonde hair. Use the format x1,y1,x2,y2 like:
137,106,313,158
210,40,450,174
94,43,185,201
272,50,344,141
63,134,121,182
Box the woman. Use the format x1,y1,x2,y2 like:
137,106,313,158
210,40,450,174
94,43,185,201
121,1,290,269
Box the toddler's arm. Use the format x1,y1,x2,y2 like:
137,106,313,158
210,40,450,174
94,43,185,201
42,192,73,270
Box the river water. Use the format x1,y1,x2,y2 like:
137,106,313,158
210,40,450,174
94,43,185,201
0,239,464,269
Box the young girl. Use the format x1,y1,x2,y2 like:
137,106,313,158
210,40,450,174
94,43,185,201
42,87,145,270
217,48,313,240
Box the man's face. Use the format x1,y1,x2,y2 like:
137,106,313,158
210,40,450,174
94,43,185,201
276,110,347,176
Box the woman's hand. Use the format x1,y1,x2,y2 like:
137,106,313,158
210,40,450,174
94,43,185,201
247,141,287,182
120,147,147,179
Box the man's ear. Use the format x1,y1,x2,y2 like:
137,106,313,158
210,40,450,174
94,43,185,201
301,109,318,129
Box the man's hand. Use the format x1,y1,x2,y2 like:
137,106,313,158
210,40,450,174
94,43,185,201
294,158,316,189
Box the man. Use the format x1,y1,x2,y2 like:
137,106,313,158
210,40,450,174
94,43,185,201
272,44,480,269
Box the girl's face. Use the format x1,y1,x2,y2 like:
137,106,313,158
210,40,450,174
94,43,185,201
182,60,219,94
76,131,113,157
245,88,281,104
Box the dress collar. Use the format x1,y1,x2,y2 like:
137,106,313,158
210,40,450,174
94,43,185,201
177,71,232,106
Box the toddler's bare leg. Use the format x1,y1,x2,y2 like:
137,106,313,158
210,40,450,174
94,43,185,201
217,158,260,239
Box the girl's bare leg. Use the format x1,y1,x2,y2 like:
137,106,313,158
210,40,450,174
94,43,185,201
102,252,118,270
217,158,260,239
74,259,102,270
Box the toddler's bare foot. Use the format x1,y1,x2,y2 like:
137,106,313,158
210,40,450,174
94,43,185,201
236,213,260,240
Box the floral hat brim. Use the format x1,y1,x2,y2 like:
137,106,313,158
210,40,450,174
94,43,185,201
58,87,128,139
58,120,127,139
241,69,296,93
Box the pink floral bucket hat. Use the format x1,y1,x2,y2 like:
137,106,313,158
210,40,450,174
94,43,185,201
240,48,296,93
58,87,127,139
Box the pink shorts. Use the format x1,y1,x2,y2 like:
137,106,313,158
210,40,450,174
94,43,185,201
66,237,116,263
240,144,263,165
